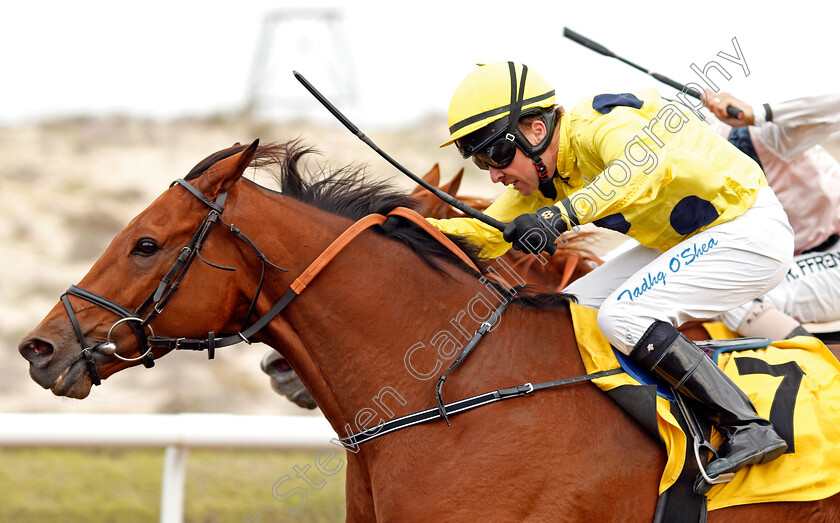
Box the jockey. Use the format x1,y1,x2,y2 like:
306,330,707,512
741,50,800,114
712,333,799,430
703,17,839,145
704,92,840,339
428,61,793,492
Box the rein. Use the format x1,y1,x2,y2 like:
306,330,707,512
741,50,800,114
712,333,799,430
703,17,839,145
339,367,624,449
60,178,480,386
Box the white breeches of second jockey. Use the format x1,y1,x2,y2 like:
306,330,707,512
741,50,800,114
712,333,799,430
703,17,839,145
721,240,840,328
565,187,794,354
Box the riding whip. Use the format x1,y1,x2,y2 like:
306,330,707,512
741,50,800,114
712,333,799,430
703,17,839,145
293,71,507,232
563,28,743,120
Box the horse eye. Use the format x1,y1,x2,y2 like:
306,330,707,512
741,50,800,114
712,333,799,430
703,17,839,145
132,238,160,256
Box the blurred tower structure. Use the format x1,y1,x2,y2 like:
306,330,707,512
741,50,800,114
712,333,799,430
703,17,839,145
246,8,357,120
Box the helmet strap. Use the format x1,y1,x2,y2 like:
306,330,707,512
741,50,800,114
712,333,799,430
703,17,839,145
506,62,527,134
533,156,548,178
537,165,558,200
505,61,558,186
507,62,555,198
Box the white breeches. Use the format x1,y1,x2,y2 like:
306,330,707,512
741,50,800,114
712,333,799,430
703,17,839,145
566,187,794,354
721,239,840,328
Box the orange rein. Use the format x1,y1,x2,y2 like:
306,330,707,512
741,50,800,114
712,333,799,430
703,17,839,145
291,206,481,295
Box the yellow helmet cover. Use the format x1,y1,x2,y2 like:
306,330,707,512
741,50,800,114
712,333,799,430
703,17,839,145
442,61,556,148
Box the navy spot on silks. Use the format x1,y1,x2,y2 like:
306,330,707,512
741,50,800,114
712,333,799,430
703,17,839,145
594,213,632,234
670,196,719,235
592,93,644,114
728,127,764,171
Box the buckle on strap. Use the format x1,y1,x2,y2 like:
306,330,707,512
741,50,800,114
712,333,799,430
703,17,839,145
498,382,534,398
207,331,216,360
81,347,102,386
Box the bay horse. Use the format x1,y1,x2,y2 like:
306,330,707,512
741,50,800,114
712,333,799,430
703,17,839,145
19,140,840,521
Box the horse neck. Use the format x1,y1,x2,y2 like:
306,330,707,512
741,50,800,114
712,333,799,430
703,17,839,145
228,189,583,437
272,202,496,418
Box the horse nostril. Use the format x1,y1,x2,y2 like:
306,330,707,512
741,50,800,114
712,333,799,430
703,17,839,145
273,359,292,373
25,339,54,357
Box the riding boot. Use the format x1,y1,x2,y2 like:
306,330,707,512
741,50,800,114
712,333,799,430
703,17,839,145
628,320,788,493
785,325,815,339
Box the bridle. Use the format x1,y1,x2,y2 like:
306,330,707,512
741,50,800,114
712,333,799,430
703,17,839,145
59,177,480,387
60,178,288,385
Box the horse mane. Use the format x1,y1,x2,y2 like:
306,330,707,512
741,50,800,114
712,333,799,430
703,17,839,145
185,140,574,309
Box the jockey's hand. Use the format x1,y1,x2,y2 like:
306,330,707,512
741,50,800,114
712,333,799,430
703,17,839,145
503,206,568,255
703,89,754,127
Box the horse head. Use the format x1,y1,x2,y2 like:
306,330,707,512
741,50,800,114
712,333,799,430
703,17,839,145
18,140,282,398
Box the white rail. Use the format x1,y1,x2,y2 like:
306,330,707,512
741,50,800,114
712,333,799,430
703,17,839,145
0,414,338,522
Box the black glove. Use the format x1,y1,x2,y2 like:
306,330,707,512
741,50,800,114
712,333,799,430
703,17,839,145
503,206,568,255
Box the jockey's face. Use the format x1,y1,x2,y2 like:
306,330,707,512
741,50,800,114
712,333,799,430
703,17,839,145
487,149,541,195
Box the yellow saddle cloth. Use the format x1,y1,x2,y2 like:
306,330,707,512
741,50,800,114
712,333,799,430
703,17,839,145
569,302,840,510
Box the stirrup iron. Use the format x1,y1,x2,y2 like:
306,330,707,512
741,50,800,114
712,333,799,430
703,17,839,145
673,386,735,493
692,434,735,487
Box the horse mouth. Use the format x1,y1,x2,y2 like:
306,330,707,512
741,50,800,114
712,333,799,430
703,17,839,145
49,358,94,399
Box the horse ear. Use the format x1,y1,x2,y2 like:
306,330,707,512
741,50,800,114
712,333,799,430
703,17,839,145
422,164,441,187
194,139,259,198
443,168,464,197
410,164,441,198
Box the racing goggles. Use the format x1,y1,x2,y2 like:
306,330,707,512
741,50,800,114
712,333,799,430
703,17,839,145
457,132,518,171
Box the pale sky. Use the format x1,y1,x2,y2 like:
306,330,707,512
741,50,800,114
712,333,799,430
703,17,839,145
1,0,837,128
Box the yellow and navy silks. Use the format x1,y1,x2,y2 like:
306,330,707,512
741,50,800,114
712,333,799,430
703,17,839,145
428,88,766,259
570,302,840,509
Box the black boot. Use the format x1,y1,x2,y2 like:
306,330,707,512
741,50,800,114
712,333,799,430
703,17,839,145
629,321,788,494
785,325,815,339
